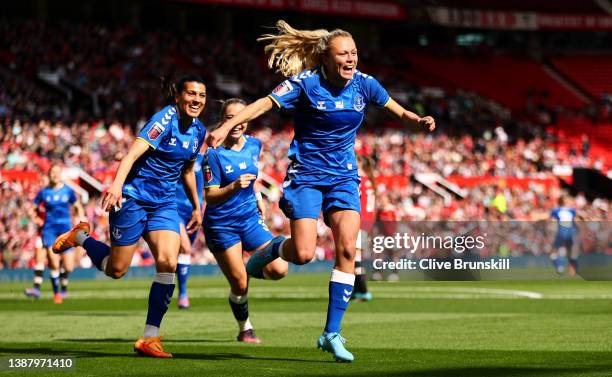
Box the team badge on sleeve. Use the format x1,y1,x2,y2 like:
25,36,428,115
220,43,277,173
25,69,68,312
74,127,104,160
272,80,293,97
147,122,165,140
204,165,212,183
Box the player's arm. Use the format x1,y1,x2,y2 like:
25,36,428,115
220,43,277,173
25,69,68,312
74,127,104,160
383,98,436,132
255,185,266,219
204,174,257,205
181,160,202,233
101,138,150,212
206,97,274,148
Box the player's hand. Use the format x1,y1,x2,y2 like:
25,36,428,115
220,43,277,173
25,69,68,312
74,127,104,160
418,116,436,132
233,174,257,190
205,125,228,148
101,185,123,212
186,208,202,234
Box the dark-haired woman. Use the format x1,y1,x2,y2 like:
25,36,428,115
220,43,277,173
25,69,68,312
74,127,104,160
53,75,207,358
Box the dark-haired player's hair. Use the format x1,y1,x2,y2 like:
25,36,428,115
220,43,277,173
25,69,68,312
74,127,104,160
160,74,206,103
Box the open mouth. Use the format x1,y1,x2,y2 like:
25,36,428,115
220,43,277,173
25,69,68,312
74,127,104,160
188,104,201,112
342,65,354,74
230,125,245,136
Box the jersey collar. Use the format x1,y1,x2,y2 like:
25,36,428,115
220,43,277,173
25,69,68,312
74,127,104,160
320,66,353,89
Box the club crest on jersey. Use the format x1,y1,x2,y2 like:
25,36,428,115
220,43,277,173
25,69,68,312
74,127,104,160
148,122,165,140
353,95,365,112
273,80,293,97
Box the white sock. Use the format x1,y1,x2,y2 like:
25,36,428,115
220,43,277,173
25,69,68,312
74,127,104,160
154,272,176,284
101,256,109,273
143,324,159,338
278,238,287,261
238,318,253,332
229,291,247,304
177,254,191,265
75,230,89,246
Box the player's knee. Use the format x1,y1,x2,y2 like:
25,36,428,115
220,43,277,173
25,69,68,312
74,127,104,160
231,279,248,296
107,267,127,279
156,258,177,273
265,267,288,280
292,243,315,265
293,254,314,265
337,240,356,262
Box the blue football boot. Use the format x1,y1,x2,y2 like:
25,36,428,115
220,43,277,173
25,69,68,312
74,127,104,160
317,332,354,362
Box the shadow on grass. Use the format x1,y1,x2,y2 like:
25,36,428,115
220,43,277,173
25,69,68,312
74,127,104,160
0,345,328,363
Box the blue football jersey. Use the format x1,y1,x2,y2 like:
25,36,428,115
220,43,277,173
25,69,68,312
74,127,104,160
268,67,390,176
176,152,205,210
124,105,206,204
203,136,261,224
550,207,577,229
33,185,77,225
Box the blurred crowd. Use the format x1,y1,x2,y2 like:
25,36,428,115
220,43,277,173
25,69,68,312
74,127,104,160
0,120,609,269
0,20,610,269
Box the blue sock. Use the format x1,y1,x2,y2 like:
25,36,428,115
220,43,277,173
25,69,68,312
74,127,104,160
83,237,110,271
177,256,190,298
228,292,249,321
50,270,60,294
324,269,355,334
145,273,175,329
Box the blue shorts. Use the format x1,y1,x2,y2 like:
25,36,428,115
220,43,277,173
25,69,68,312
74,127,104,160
553,233,574,249
204,214,272,253
41,223,72,249
279,170,360,223
109,196,181,246
178,203,200,245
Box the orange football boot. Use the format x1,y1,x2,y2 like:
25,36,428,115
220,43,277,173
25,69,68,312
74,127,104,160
52,222,90,254
134,337,173,358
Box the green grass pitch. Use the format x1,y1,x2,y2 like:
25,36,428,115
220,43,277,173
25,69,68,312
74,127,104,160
1,274,612,376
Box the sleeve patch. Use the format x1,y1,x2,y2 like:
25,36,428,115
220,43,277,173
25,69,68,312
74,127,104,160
147,122,165,140
272,80,294,97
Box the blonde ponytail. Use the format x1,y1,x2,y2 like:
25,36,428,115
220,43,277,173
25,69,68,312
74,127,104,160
258,20,352,77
